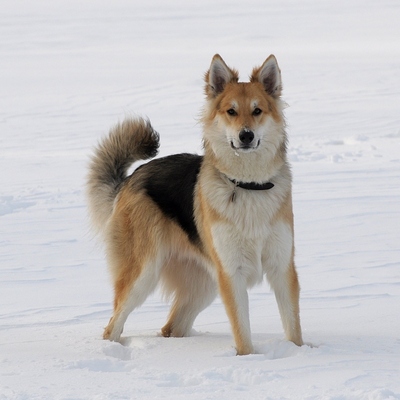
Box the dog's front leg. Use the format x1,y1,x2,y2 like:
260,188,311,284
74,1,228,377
210,226,254,355
263,220,303,346
217,266,254,355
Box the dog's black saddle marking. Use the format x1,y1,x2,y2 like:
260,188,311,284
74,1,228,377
139,153,203,244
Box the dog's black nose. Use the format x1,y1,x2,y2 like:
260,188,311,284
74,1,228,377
239,129,255,145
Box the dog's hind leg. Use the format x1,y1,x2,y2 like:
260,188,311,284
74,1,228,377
161,260,217,338
103,258,161,342
103,190,168,342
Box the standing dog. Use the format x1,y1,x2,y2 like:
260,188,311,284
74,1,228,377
87,54,303,355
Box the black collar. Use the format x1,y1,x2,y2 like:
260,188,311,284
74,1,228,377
229,178,274,191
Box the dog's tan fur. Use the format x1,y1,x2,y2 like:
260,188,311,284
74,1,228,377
87,54,303,355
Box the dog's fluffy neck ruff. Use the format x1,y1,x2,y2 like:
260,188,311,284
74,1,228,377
203,137,287,185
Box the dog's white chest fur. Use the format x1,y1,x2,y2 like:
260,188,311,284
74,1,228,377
197,162,293,287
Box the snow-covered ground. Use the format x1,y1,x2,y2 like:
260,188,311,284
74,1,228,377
1,1,399,399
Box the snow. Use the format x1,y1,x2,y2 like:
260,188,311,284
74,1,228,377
1,0,399,399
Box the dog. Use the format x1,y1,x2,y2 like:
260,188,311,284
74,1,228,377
87,54,303,355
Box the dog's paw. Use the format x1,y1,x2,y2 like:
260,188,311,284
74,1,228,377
161,322,190,338
103,319,123,342
160,323,172,338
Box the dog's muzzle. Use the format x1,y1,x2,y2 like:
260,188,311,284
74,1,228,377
230,129,260,151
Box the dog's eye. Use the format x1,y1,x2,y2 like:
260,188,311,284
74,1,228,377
252,108,262,116
227,109,237,116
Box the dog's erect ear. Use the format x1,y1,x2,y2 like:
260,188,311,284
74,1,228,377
251,55,282,98
205,54,238,98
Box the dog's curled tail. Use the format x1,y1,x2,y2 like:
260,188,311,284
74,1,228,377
87,117,159,234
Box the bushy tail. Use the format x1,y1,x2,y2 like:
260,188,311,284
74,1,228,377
86,117,159,234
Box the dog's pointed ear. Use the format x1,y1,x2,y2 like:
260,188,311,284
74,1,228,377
205,54,238,98
251,55,282,98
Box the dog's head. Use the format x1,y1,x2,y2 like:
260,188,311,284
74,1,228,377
202,55,286,156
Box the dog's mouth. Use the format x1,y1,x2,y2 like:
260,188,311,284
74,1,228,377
230,140,261,152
